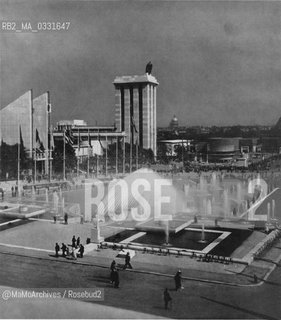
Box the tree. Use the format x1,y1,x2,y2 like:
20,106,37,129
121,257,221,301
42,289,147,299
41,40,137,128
174,144,186,161
157,143,169,164
0,139,31,180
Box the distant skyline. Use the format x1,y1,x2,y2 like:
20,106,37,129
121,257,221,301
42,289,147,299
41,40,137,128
1,1,281,127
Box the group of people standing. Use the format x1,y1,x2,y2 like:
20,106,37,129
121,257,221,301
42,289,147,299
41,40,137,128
11,186,18,197
109,252,133,289
55,235,84,259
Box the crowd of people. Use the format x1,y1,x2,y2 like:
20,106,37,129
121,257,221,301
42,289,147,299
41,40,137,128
55,235,84,260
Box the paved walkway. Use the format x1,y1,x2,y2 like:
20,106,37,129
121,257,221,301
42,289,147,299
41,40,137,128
0,233,280,288
0,215,280,287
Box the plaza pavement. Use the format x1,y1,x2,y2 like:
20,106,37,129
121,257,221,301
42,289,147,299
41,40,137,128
0,218,279,286
1,177,281,318
1,241,281,319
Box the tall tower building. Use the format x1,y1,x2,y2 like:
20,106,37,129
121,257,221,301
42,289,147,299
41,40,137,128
113,73,158,155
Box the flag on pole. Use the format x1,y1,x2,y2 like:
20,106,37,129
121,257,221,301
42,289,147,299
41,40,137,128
47,103,52,113
35,129,44,150
98,131,104,151
64,128,74,145
34,129,45,156
88,128,91,148
87,128,92,158
49,126,54,151
78,128,81,151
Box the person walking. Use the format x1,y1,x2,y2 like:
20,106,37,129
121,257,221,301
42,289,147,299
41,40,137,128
163,288,172,310
123,252,133,269
110,260,116,283
113,269,119,288
64,212,68,225
174,270,183,291
55,243,60,257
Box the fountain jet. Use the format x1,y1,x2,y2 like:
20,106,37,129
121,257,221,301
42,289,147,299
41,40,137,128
199,223,207,243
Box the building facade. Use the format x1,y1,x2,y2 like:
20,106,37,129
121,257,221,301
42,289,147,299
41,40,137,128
53,122,125,157
0,90,33,157
113,73,158,155
0,90,52,176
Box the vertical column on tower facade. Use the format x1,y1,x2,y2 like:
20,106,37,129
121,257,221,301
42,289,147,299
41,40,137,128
115,87,122,132
142,84,150,149
150,84,154,150
153,86,157,155
133,87,139,144
138,85,143,148
124,88,131,144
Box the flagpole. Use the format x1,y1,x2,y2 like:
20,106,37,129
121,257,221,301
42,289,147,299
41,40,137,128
87,128,90,178
34,150,37,184
50,154,52,181
97,129,100,178
136,137,138,170
63,129,66,180
47,98,51,182
17,124,20,193
77,128,80,178
50,126,53,181
46,92,50,180
105,135,108,177
96,153,99,178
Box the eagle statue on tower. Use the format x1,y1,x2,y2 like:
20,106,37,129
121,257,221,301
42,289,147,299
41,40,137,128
145,61,153,75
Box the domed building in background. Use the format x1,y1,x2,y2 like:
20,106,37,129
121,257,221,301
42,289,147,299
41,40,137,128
169,115,179,128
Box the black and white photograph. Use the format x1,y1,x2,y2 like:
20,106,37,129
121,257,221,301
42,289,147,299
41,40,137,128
0,0,281,319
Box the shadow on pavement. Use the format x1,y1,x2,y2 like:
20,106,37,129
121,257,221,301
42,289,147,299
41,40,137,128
200,296,279,320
